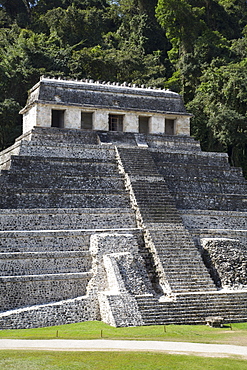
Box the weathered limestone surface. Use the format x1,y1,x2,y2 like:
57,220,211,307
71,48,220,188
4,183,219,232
0,208,136,232
180,209,247,248
201,238,247,289
0,272,92,311
0,296,98,329
88,233,149,327
0,128,139,327
0,125,247,328
180,210,247,230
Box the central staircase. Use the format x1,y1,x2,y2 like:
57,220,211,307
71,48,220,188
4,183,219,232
117,147,216,294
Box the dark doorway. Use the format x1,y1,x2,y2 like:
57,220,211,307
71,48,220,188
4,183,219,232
139,116,150,134
52,110,64,128
165,119,175,135
81,112,93,130
109,115,123,131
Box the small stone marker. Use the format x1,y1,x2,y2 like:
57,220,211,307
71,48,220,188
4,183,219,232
205,316,224,327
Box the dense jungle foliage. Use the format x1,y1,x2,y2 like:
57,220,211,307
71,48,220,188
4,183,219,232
0,0,247,175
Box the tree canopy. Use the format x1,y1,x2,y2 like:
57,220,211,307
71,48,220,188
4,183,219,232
0,0,246,176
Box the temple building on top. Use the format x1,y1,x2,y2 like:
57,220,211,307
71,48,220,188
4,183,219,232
20,76,191,136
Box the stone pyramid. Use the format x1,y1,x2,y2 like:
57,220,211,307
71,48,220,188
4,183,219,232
0,78,247,328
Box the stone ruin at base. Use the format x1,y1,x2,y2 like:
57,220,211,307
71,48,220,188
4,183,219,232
0,76,247,329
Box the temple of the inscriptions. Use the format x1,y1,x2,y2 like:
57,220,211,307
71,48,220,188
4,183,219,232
0,76,247,328
21,77,191,135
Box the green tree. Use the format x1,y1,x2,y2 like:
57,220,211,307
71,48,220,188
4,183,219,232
38,5,109,47
188,59,247,175
0,98,21,150
0,0,36,26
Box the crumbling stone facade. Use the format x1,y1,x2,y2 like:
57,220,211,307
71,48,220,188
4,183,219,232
201,238,247,289
0,78,247,329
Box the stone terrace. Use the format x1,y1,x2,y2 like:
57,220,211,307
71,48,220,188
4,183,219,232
0,127,247,328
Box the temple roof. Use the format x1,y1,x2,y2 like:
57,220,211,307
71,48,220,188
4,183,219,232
22,76,189,115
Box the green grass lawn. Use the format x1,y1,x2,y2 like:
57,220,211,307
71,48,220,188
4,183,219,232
0,350,246,370
0,321,247,346
1,322,247,369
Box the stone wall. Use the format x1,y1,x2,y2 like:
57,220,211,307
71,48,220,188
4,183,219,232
180,210,247,230
88,233,153,326
0,208,136,232
0,272,92,311
0,251,91,275
201,238,247,289
0,296,98,329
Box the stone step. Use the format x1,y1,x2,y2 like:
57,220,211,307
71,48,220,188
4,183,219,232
166,276,212,284
172,191,247,212
157,163,244,182
0,272,92,312
150,252,203,261
131,180,173,189
0,250,91,275
0,230,91,252
131,189,176,197
165,178,247,195
179,209,247,230
148,233,197,239
132,190,177,202
146,134,201,151
138,308,247,319
135,292,247,324
26,127,99,145
137,204,178,211
142,220,182,226
0,207,137,231
0,189,130,209
149,229,195,237
8,155,117,173
0,172,124,190
150,238,198,245
117,147,216,293
142,218,182,225
150,241,197,247
129,171,160,176
0,228,141,253
137,201,178,208
142,217,182,224
149,251,204,261
146,237,216,292
117,148,160,176
139,210,179,216
151,151,230,167
18,141,115,161
132,195,176,202
153,244,205,258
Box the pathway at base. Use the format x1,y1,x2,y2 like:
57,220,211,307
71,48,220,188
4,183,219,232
0,339,246,358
